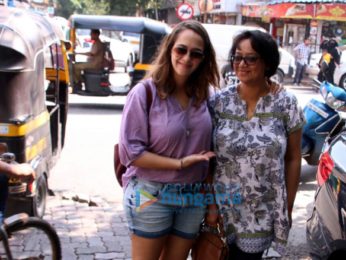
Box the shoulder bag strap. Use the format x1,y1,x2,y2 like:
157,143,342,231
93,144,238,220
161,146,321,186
142,80,153,114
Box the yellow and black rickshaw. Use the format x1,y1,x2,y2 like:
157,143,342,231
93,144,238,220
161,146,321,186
0,7,70,218
68,14,172,96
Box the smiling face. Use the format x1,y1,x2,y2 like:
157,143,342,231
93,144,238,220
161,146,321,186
170,29,205,82
233,39,267,85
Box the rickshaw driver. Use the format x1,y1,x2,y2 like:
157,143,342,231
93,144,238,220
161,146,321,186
73,29,104,91
0,161,36,223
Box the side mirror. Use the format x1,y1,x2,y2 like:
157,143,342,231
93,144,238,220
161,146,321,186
122,38,128,43
321,60,329,74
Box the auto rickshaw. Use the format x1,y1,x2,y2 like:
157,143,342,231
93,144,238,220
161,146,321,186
68,14,172,96
0,7,70,218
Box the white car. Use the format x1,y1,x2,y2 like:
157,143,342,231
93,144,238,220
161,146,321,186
120,31,140,59
307,46,346,90
75,30,135,71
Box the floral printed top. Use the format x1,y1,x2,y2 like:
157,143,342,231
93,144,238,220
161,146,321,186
208,85,306,254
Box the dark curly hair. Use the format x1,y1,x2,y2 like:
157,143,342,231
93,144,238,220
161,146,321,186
229,30,280,78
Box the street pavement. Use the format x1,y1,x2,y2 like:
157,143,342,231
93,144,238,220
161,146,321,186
44,78,317,260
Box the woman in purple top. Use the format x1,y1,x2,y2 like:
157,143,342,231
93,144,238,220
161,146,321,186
119,21,219,260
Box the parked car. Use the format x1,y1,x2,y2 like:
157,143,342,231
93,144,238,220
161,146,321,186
306,130,346,259
202,24,296,85
120,31,140,60
75,30,135,70
307,46,346,90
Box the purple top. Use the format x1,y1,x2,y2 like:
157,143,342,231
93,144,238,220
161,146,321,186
119,78,212,189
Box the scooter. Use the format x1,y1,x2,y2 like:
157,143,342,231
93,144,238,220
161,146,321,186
302,73,346,165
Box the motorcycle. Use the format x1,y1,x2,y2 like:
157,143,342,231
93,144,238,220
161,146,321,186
302,71,346,165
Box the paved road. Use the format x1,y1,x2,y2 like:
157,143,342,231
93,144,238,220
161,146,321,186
44,80,319,259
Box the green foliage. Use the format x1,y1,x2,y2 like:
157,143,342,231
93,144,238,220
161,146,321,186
55,0,164,19
55,0,108,18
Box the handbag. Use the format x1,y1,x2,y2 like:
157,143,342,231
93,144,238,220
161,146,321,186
191,221,229,260
113,81,152,187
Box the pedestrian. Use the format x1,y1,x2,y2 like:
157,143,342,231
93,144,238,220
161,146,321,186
73,29,104,92
293,37,311,86
119,21,283,260
0,161,36,223
206,30,305,259
325,38,341,85
317,48,331,82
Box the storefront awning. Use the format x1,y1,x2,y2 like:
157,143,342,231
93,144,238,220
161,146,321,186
242,1,346,21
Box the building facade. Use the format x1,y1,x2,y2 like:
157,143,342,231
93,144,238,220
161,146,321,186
241,0,346,55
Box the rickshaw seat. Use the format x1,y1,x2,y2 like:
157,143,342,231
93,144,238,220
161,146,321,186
84,68,104,74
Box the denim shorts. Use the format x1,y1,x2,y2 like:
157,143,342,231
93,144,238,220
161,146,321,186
123,176,206,239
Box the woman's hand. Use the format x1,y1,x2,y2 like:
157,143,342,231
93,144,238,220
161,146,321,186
267,78,286,94
182,150,216,169
205,203,219,228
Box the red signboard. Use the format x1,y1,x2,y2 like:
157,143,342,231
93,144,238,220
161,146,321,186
176,3,194,21
242,3,346,21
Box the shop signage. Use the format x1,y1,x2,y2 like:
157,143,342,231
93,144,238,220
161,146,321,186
176,3,194,21
242,3,346,21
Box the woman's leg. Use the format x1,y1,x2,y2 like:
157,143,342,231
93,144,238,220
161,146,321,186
132,234,169,260
159,234,195,260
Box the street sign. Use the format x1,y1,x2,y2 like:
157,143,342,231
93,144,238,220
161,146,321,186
176,3,194,21
198,0,214,13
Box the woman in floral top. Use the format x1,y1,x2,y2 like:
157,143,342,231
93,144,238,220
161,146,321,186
206,30,306,259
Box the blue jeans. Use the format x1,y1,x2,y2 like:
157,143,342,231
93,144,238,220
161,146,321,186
294,62,306,84
0,175,9,223
123,176,206,239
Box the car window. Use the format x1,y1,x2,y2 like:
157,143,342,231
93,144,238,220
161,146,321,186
76,29,90,36
102,30,121,41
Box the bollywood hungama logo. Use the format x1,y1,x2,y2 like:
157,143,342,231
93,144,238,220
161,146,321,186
136,183,241,212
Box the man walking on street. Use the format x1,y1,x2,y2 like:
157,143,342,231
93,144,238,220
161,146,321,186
293,37,310,86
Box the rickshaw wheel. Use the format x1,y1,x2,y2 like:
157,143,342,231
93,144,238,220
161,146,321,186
32,177,48,218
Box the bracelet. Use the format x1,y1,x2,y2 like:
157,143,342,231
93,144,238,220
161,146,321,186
179,158,183,171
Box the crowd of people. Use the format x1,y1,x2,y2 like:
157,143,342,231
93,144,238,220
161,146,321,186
119,20,304,260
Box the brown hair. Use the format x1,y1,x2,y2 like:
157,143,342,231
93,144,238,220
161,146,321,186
145,20,220,106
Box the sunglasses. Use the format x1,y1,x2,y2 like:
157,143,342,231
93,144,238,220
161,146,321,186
173,46,204,62
231,55,262,66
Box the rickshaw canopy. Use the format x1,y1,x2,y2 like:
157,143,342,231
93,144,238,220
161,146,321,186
69,15,172,37
0,7,63,71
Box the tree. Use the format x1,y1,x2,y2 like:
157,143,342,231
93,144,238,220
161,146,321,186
55,0,108,19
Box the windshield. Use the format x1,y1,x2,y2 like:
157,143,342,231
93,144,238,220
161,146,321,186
122,32,140,38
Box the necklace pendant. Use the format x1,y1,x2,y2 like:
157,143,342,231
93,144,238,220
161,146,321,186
187,129,190,137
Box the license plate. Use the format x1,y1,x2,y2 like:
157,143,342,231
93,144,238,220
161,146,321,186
9,177,21,183
307,102,328,119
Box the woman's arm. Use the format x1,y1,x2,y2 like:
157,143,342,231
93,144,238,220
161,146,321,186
130,150,215,170
284,128,303,228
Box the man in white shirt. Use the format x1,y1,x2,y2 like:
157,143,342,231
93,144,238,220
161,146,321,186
73,29,104,91
293,37,310,86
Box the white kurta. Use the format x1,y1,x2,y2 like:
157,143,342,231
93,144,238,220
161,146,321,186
208,85,306,254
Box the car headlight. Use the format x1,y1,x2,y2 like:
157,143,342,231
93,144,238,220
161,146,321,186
326,92,345,110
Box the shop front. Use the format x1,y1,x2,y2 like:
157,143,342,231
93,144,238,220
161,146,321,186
242,1,346,55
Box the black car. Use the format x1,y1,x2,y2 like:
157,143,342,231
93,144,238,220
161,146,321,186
306,131,346,259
